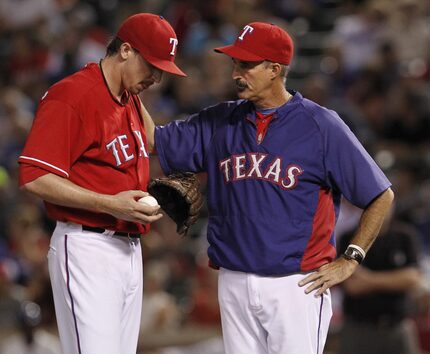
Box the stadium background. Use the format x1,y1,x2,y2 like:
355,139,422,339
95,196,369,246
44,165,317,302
0,0,429,353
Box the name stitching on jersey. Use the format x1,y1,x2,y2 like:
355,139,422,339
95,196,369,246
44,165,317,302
219,153,303,190
106,130,148,166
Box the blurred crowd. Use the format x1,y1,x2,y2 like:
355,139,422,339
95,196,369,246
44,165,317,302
0,0,429,353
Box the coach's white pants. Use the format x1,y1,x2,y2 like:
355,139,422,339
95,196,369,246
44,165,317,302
218,268,332,354
48,222,143,354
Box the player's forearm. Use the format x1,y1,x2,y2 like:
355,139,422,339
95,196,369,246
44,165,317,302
21,173,162,224
370,267,421,292
21,173,113,213
348,188,394,253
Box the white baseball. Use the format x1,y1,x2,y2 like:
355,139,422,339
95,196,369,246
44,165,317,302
138,195,159,207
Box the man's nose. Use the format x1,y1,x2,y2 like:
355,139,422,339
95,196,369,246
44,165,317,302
232,66,241,80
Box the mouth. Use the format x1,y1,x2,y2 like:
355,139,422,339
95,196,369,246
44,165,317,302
235,79,248,92
136,81,153,92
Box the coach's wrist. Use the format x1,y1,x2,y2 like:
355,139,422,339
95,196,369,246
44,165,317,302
342,244,366,264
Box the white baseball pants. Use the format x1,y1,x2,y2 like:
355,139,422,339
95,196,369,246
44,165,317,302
218,268,332,354
48,221,143,354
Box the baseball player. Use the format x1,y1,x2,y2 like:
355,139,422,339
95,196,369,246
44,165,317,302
144,22,394,353
18,13,186,354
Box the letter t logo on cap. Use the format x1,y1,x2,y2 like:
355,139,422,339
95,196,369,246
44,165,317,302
238,25,254,40
169,38,178,56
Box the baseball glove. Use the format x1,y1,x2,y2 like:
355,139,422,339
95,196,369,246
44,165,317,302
147,172,204,236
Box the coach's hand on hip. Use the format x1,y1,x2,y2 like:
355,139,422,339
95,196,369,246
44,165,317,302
298,257,358,297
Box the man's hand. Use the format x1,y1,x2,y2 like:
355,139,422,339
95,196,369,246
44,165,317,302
299,188,394,297
298,257,358,297
102,190,163,224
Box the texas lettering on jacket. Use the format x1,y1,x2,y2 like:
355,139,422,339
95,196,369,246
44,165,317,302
219,152,303,190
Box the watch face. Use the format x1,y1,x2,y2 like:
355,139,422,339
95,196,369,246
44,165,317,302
344,247,363,264
345,248,354,256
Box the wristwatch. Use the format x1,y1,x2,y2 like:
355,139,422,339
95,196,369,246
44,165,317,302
342,246,364,264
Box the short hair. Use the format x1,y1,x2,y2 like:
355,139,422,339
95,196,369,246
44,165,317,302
264,61,290,83
280,64,290,83
106,37,124,56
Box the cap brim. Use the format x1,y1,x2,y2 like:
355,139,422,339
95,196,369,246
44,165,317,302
214,44,264,62
145,55,187,77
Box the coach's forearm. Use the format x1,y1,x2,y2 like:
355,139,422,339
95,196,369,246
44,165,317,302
21,173,114,213
348,188,394,252
140,101,155,152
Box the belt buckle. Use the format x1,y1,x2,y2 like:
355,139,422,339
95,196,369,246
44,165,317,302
113,230,140,240
127,233,139,244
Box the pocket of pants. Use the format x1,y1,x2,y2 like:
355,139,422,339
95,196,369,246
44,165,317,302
47,245,57,259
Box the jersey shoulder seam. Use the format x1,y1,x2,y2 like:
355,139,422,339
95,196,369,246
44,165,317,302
203,100,250,167
297,99,329,184
43,96,94,144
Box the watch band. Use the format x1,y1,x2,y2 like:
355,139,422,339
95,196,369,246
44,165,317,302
348,244,366,258
342,245,364,264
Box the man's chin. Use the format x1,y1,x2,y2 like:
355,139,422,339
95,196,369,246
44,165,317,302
130,83,149,94
128,88,140,95
236,90,249,99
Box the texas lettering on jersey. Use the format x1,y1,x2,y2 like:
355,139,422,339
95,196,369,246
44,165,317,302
106,130,149,166
219,152,303,189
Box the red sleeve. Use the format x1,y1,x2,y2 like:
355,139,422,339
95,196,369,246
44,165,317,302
18,98,92,179
19,163,50,186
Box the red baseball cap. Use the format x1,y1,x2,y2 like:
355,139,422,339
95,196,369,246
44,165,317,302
214,22,294,65
117,13,186,77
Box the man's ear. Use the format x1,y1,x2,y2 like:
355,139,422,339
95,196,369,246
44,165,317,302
270,63,282,80
119,42,134,60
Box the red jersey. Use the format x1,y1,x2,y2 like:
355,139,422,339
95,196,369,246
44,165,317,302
19,63,150,234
